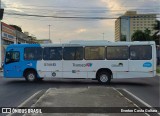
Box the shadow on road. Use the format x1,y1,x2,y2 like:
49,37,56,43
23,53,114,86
4,79,152,87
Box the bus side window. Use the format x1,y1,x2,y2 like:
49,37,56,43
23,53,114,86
130,51,136,59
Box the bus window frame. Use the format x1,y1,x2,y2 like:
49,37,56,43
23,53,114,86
63,47,84,60
5,51,20,64
129,45,152,60
43,47,63,60
24,47,43,61
84,46,106,60
106,46,129,60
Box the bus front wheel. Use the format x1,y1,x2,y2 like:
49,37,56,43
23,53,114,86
97,71,111,84
25,71,37,82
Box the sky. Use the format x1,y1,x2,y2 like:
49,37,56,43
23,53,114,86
1,0,160,43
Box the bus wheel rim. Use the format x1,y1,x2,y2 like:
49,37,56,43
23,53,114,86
100,74,108,82
28,73,35,81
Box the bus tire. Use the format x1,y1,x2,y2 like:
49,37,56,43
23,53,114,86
97,71,111,84
25,71,37,82
37,78,44,82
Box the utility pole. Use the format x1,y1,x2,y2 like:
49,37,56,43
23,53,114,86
102,33,104,40
48,25,51,40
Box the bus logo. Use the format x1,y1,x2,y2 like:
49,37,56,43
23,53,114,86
73,63,92,67
143,62,152,67
44,63,56,66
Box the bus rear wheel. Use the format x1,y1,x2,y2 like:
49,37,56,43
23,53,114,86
97,71,111,84
25,71,37,82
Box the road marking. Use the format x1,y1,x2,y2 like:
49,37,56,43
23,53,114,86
122,89,152,107
6,90,45,116
18,90,42,107
113,88,150,116
122,89,160,116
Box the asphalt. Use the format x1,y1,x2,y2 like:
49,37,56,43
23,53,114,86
0,71,159,116
9,87,159,116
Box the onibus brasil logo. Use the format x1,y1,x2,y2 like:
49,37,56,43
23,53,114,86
73,63,92,67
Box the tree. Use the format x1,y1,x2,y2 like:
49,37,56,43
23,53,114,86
153,20,160,31
144,28,152,41
0,9,4,20
152,20,160,45
9,25,22,32
131,30,146,41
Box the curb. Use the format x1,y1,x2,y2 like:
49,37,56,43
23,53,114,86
156,74,160,76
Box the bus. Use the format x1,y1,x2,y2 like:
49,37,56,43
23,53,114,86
3,41,156,84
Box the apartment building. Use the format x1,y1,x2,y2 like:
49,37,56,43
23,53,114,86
115,11,157,41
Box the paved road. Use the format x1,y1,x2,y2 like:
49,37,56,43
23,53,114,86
0,75,159,108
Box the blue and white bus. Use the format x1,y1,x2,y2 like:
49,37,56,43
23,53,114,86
3,41,156,84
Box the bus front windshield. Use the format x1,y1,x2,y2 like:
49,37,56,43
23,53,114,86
5,51,20,64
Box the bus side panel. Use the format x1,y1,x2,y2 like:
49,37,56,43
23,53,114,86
4,45,42,78
87,60,128,79
4,47,24,78
62,61,87,78
153,44,157,77
36,60,62,78
116,72,154,78
128,45,155,78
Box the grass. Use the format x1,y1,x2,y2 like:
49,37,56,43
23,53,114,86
156,66,160,73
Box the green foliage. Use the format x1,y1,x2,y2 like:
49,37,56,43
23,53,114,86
0,9,4,20
156,67,160,73
9,25,22,32
131,29,152,41
131,20,160,44
132,30,146,41
153,20,160,31
152,20,160,45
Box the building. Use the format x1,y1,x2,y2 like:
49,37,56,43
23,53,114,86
115,11,157,41
0,22,37,68
36,39,52,44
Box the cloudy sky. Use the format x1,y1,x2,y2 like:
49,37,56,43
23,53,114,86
1,0,160,43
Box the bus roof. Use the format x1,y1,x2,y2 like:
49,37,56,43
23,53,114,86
7,41,155,48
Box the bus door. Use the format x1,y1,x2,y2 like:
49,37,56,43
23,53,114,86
129,45,153,77
37,47,63,78
62,47,87,78
4,48,22,78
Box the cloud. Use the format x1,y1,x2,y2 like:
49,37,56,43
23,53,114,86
101,0,125,10
76,28,87,33
2,0,159,43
